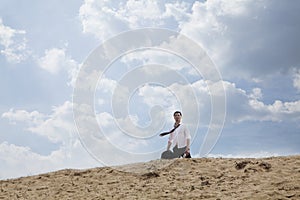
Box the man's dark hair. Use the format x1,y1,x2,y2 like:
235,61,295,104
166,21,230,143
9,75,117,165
173,111,182,116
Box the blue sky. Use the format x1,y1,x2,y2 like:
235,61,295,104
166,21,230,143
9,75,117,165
0,0,300,179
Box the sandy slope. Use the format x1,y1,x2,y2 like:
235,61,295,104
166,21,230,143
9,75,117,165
1,155,299,199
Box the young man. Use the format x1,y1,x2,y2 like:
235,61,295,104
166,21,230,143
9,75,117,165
161,111,191,159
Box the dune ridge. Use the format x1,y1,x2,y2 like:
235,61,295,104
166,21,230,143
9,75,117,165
1,155,299,199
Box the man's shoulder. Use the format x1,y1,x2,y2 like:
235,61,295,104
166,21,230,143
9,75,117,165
179,123,188,129
180,123,187,127
180,123,190,132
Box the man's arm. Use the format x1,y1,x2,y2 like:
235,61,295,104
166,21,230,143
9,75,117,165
186,138,190,152
167,141,172,151
185,125,191,152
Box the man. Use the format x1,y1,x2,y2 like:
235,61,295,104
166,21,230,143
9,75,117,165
160,111,191,159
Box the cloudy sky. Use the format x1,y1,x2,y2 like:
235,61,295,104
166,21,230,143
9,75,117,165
1,0,300,179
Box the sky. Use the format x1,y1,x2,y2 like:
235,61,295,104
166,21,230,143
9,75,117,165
0,0,300,179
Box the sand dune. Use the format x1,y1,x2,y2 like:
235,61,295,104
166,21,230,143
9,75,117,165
1,155,299,199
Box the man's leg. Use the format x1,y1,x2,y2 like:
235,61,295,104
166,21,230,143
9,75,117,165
161,150,175,159
173,146,186,158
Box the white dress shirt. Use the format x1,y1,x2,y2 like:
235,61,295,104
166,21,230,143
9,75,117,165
168,124,191,148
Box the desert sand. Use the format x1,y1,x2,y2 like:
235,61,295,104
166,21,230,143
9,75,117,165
1,155,299,199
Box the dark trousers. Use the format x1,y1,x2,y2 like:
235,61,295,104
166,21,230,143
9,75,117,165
161,145,187,159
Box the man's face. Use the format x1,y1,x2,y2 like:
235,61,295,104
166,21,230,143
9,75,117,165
173,113,182,122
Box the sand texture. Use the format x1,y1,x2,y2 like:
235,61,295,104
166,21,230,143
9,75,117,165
1,155,299,199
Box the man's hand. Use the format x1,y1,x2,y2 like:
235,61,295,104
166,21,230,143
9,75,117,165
183,149,191,158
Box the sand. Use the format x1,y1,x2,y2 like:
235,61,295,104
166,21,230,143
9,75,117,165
1,155,299,199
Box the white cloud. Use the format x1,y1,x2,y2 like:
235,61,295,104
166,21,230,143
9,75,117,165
249,88,263,100
164,1,190,22
1,101,100,179
92,77,300,158
0,140,98,180
207,151,282,158
133,78,300,124
94,111,168,163
78,0,191,41
119,34,216,79
36,47,81,88
2,101,74,143
120,0,164,24
293,68,300,91
72,103,165,166
120,49,188,72
96,76,118,94
28,101,75,143
37,48,78,75
0,18,30,63
2,109,45,125
223,81,300,122
96,75,300,136
138,83,179,108
79,0,129,41
179,0,300,79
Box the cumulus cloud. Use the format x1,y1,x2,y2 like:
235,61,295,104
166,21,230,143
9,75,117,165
131,79,300,124
293,68,300,91
96,76,118,94
93,77,300,158
120,49,189,73
79,0,129,41
80,0,278,82
0,140,98,180
249,88,263,100
207,151,281,158
96,112,155,153
119,0,165,25
164,1,190,22
223,81,300,122
78,0,191,41
0,101,101,179
179,0,300,79
0,18,30,63
2,109,45,125
37,48,77,74
2,101,74,143
138,83,179,108
36,47,80,88
74,0,300,163
77,0,300,104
